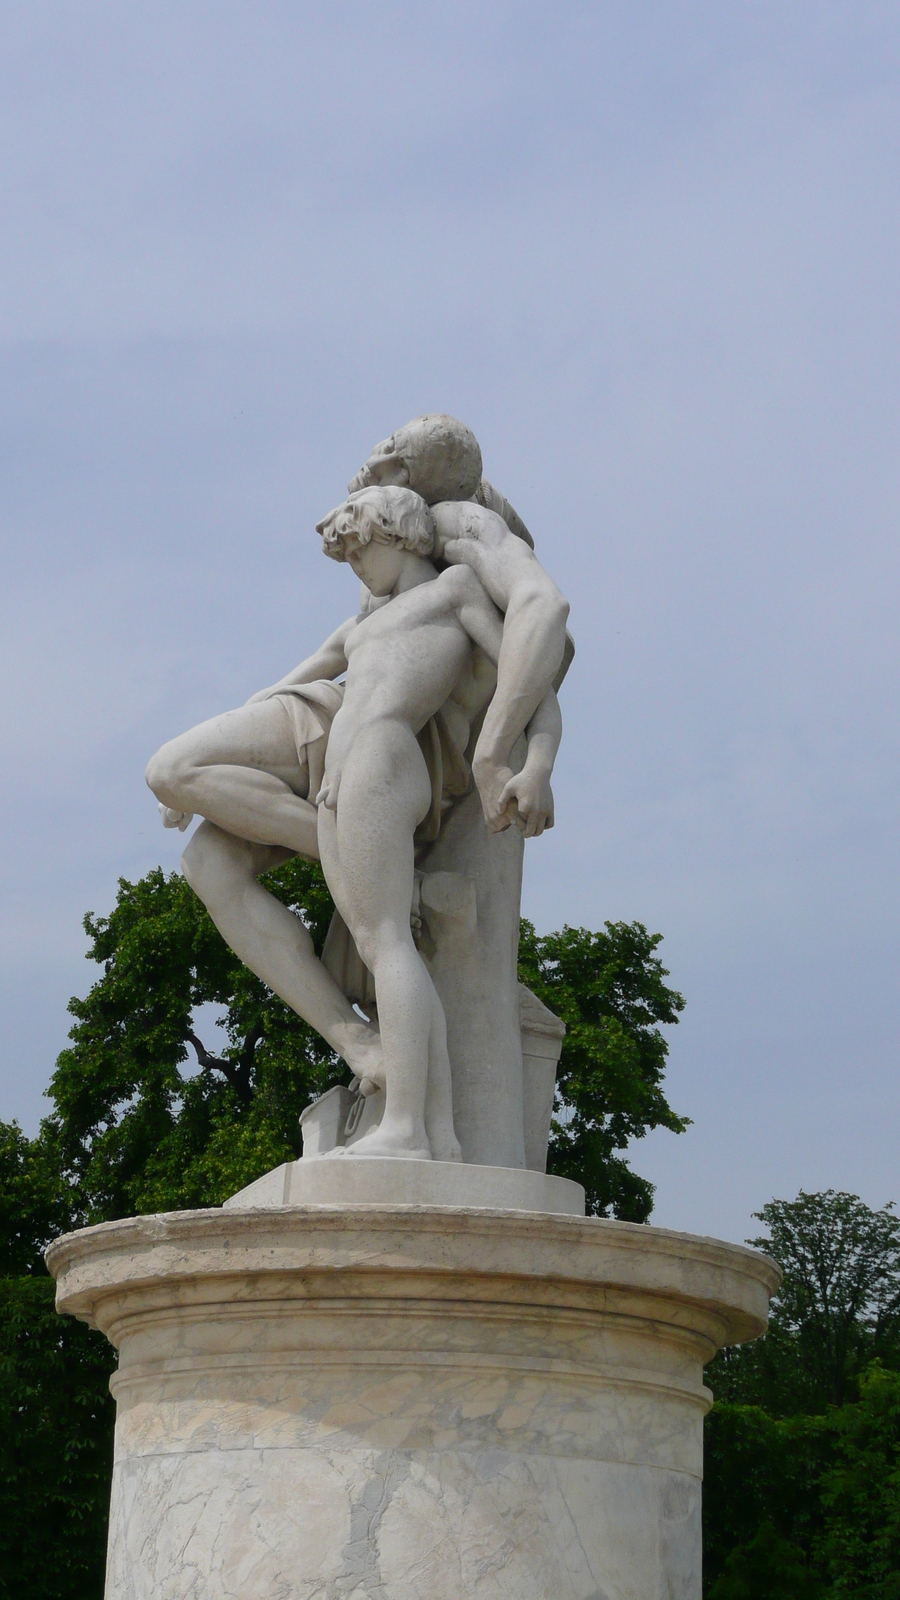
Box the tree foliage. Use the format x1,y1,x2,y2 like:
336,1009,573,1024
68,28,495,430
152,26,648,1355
0,1122,70,1278
708,1522,826,1600
0,1277,114,1600
703,1191,900,1596
518,918,687,1219
818,1364,900,1595
46,859,342,1221
703,1402,832,1591
708,1192,900,1414
703,1370,900,1597
750,1192,900,1408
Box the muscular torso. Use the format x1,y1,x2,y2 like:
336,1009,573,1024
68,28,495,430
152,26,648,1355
328,570,488,775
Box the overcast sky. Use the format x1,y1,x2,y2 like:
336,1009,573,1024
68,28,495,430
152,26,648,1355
2,1,898,1242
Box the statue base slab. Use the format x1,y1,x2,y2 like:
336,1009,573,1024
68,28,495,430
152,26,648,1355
224,1154,585,1216
47,1204,778,1600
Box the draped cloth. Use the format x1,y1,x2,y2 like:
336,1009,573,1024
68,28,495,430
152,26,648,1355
271,680,345,801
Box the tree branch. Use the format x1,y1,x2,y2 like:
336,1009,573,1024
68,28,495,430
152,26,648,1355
186,1026,262,1107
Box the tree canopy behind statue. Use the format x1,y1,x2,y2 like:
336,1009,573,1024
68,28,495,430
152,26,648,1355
44,861,686,1227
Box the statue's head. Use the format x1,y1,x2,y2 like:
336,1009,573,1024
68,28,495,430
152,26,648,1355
348,414,483,505
317,485,434,564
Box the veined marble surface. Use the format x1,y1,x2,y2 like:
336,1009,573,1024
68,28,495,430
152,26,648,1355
47,1206,780,1599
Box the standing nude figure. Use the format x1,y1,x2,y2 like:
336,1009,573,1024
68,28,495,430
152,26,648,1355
313,485,559,1160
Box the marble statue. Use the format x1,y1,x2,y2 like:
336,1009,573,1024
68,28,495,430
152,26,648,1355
50,414,780,1600
146,415,571,1167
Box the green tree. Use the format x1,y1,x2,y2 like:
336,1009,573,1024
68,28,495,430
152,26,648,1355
0,1121,71,1277
0,1276,115,1600
702,1402,832,1590
702,1372,900,1598
817,1364,900,1595
45,859,342,1221
751,1192,900,1409
709,1192,900,1416
703,1191,900,1595
518,918,687,1219
704,1308,829,1420
0,1125,116,1600
708,1523,824,1599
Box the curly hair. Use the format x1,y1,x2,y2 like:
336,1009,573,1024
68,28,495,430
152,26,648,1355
316,486,434,563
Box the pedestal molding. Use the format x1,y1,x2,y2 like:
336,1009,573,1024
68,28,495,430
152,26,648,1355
48,1203,780,1348
47,1204,780,1599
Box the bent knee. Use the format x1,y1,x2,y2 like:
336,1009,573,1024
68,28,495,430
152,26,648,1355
146,741,180,800
145,739,195,804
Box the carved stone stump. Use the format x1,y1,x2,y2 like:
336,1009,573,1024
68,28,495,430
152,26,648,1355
47,1197,777,1600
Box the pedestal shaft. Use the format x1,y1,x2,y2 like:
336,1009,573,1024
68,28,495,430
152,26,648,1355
47,1207,778,1600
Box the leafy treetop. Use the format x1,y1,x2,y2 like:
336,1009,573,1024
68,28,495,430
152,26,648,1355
45,859,342,1225
519,918,687,1219
750,1190,900,1408
17,865,687,1234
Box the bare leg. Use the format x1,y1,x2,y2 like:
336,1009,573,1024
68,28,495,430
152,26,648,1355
146,700,320,856
317,723,458,1161
148,699,383,1081
181,823,385,1083
423,1000,462,1163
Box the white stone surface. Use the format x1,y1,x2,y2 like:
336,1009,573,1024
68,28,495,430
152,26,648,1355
519,983,566,1172
47,1205,780,1600
308,486,562,1163
416,779,529,1168
145,414,572,1167
296,964,566,1174
224,1155,585,1215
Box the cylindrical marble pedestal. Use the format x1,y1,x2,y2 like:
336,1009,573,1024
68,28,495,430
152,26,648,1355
47,1205,778,1600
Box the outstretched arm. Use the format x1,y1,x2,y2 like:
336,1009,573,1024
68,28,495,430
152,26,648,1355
433,502,569,827
245,616,354,704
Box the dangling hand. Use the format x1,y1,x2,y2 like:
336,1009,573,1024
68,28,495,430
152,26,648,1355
158,803,194,832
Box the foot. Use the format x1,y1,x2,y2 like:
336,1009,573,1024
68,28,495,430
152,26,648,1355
343,1122,431,1161
428,1133,462,1163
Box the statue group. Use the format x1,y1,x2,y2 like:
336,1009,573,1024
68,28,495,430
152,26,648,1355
50,414,776,1599
146,415,572,1172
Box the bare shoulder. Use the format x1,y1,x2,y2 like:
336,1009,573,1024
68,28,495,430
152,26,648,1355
433,562,487,604
431,499,512,553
